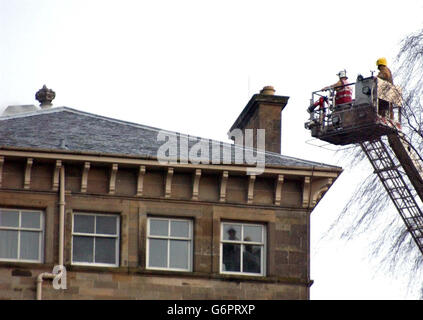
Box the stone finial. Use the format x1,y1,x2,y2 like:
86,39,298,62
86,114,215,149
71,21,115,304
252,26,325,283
35,85,55,108
260,86,275,95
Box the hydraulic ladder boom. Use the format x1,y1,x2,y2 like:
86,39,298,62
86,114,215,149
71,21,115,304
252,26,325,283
360,136,423,255
388,133,423,201
305,73,423,255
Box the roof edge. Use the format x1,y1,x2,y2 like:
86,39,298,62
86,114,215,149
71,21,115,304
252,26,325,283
0,145,343,173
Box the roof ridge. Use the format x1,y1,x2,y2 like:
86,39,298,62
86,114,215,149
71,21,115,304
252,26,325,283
0,106,173,133
0,106,65,120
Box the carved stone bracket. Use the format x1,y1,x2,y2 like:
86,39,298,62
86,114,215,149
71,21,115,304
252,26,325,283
165,167,174,198
311,178,334,207
247,175,256,204
192,169,202,201
109,164,118,195
52,160,62,191
24,158,33,190
302,176,311,208
136,166,146,197
302,176,334,208
81,162,90,193
274,174,284,206
219,171,229,203
0,156,4,188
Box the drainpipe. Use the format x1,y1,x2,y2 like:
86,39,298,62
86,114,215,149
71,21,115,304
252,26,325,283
36,273,55,300
36,165,66,300
59,166,65,266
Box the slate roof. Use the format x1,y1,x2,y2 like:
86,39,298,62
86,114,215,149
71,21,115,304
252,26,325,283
0,107,341,170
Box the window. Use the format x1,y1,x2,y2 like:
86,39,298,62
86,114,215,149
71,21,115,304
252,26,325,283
147,217,193,271
0,208,44,263
72,213,120,267
220,222,266,276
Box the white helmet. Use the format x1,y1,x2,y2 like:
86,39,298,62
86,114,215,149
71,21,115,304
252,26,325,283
337,70,348,79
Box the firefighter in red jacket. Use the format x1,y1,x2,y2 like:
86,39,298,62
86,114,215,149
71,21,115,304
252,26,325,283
322,70,353,106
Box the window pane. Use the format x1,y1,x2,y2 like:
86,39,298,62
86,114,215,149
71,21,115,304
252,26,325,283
20,231,40,261
169,240,189,269
74,215,95,234
96,216,117,235
0,210,19,227
149,219,168,236
21,212,41,229
0,230,18,259
222,224,241,241
243,245,261,274
148,239,167,268
170,220,189,238
222,243,240,272
95,237,116,264
243,225,262,243
73,236,94,263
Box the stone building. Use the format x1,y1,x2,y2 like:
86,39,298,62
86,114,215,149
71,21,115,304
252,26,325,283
0,85,341,300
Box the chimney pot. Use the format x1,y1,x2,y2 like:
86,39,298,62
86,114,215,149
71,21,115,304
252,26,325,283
260,86,275,95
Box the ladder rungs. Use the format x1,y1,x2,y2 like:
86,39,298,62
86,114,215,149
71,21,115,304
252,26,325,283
398,206,420,212
374,166,401,174
391,192,414,198
379,172,401,178
392,198,414,203
391,191,412,196
362,138,423,254
404,217,423,223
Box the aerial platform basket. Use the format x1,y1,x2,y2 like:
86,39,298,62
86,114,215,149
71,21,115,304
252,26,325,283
305,74,423,256
305,75,403,145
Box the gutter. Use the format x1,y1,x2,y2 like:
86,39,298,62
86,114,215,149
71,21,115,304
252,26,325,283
0,147,342,179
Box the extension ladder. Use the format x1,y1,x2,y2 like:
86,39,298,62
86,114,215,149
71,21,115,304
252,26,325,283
361,137,423,255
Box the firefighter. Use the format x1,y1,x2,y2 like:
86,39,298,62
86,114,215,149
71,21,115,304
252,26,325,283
376,57,393,84
376,57,394,118
322,70,353,106
307,96,328,113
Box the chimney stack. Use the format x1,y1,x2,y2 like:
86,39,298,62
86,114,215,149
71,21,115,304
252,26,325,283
35,85,55,109
229,86,289,154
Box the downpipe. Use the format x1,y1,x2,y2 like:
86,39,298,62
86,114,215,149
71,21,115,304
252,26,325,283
36,165,66,300
36,273,55,300
59,166,65,266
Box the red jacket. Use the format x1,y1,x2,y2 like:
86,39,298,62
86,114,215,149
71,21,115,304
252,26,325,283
335,79,353,105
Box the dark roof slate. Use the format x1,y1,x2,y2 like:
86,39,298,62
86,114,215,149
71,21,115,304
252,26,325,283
0,107,340,170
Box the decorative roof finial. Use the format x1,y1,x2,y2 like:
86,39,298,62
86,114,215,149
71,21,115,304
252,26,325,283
35,85,56,109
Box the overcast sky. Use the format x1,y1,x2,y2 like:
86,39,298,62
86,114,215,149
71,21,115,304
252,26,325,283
1,0,423,299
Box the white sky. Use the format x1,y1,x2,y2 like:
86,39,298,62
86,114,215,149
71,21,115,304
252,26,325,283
1,0,423,299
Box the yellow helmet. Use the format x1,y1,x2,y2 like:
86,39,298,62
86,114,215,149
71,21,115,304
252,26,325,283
376,57,387,67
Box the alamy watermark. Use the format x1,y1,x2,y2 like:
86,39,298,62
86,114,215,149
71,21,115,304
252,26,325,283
157,129,266,175
52,265,67,290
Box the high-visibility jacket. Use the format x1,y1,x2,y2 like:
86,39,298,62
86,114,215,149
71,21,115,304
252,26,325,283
335,79,353,105
377,66,393,84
